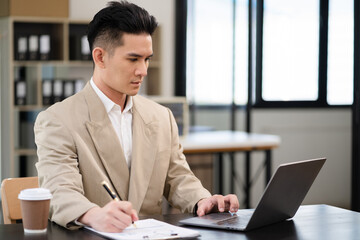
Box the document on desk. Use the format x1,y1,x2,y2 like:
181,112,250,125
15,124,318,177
85,218,200,239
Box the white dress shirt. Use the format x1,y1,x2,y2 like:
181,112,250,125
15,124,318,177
90,78,133,168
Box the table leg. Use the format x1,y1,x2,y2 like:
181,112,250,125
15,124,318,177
245,152,251,208
230,152,235,194
265,150,272,185
218,153,223,194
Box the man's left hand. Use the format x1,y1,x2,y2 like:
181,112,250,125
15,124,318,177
196,194,239,216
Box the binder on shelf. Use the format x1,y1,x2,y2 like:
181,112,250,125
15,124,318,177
42,79,53,105
15,35,28,60
14,67,27,105
81,35,91,60
14,81,27,105
39,34,51,60
63,80,75,99
28,35,39,60
53,79,63,103
69,24,90,61
74,79,85,93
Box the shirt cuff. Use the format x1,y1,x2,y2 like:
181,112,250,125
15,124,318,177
73,218,85,226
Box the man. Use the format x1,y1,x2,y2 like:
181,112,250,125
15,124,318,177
35,1,239,233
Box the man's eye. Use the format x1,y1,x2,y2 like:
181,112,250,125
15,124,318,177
129,58,137,62
145,57,151,62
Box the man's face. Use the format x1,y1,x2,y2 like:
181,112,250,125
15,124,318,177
101,33,153,96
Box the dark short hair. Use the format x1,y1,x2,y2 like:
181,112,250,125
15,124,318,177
87,0,158,55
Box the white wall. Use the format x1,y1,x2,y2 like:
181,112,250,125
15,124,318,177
251,109,351,209
69,0,175,96
195,108,352,209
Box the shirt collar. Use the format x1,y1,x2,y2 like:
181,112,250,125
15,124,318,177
90,77,133,113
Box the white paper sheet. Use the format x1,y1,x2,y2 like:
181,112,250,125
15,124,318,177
85,218,200,239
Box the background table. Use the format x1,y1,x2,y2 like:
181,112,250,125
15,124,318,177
180,131,281,207
1,205,359,240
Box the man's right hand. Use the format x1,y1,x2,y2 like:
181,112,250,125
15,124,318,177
78,200,138,232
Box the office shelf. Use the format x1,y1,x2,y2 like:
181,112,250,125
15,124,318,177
0,16,162,177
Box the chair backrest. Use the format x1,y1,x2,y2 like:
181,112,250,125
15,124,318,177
1,177,39,224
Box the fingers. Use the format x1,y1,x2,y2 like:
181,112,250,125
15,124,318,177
107,212,131,232
108,201,138,227
80,200,138,233
224,194,239,213
216,195,226,212
131,209,139,222
196,194,240,216
196,198,213,216
110,202,132,223
115,201,135,217
196,195,222,216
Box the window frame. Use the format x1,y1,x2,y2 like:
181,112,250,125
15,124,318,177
176,0,352,109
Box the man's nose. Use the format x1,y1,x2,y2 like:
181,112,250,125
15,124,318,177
135,61,148,76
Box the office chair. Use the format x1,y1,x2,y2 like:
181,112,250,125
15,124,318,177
1,177,39,224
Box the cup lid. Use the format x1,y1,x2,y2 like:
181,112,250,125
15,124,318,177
18,188,52,200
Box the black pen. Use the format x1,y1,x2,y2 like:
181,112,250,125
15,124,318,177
101,181,120,201
101,181,137,228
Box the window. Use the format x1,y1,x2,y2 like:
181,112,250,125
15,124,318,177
182,0,354,107
186,0,234,105
262,0,319,101
234,0,249,105
327,0,353,105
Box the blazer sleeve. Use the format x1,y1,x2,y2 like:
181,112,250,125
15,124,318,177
34,109,98,229
163,108,211,213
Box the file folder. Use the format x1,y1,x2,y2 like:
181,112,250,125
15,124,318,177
74,79,85,93
39,35,51,60
81,35,91,60
53,79,63,103
15,36,28,60
14,81,26,105
42,80,53,105
63,80,75,99
28,35,39,60
14,67,27,105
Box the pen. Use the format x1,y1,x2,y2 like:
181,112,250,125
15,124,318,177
101,181,137,228
101,181,120,201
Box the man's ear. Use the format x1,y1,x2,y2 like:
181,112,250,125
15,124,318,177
92,47,106,68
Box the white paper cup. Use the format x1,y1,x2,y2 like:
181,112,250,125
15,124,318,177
18,188,52,234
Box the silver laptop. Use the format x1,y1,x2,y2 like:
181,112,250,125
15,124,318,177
180,158,326,231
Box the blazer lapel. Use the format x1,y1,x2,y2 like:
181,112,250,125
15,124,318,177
128,97,159,213
83,83,130,201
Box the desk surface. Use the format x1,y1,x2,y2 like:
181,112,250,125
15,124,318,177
1,205,359,240
181,130,281,154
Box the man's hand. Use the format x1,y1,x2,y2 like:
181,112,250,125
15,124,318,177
196,194,239,217
78,200,138,232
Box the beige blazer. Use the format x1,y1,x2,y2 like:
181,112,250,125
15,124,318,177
34,83,211,229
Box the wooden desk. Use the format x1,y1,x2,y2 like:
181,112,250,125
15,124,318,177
180,131,281,207
1,205,359,240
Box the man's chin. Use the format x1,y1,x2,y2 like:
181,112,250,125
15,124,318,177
127,89,140,96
